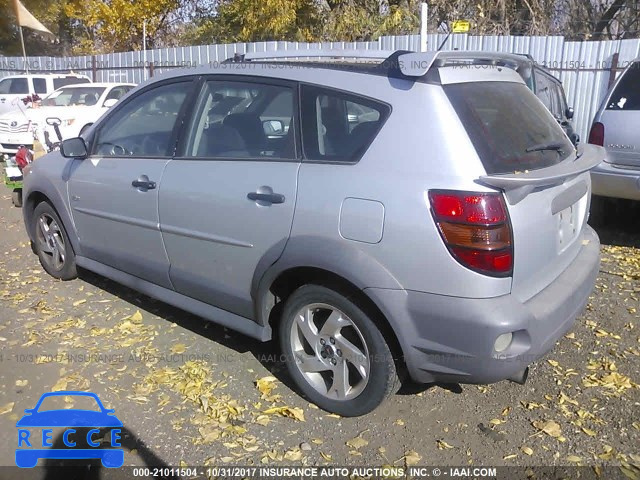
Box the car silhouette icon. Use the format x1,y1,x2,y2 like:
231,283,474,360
15,391,124,468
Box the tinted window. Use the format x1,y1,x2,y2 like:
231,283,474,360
33,78,47,94
607,63,640,110
104,86,132,102
535,73,558,115
300,85,388,162
446,82,574,175
183,80,294,159
53,76,90,89
42,87,106,107
0,78,29,94
93,81,190,157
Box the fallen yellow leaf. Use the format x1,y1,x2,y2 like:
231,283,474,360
437,440,454,450
256,376,278,399
0,402,14,415
521,446,534,456
263,406,305,422
346,436,368,450
404,450,421,466
532,420,562,438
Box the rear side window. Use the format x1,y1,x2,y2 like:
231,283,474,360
607,63,640,110
535,72,564,119
182,79,295,159
300,85,389,162
53,76,90,89
446,82,574,175
0,78,29,94
33,78,47,94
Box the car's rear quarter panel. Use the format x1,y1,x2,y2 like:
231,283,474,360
279,69,512,299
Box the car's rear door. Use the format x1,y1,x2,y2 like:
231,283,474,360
68,78,196,289
444,72,601,302
158,76,300,319
599,62,640,167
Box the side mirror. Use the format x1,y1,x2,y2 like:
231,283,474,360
103,98,118,108
566,107,574,120
263,119,284,136
61,137,88,158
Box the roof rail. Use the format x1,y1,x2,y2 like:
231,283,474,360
227,49,397,63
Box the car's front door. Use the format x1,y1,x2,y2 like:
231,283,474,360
159,77,300,318
68,78,195,289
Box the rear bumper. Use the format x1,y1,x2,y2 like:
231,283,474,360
591,161,640,201
366,225,600,384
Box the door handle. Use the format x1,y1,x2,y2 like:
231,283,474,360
247,192,285,204
132,176,156,191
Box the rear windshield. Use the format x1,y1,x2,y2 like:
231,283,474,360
445,82,574,174
53,76,91,90
0,77,29,94
607,62,640,110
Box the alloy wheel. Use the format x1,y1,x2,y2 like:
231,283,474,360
289,303,370,401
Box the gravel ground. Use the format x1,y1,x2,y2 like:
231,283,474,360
0,182,638,478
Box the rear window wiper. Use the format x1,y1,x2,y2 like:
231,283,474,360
525,141,566,154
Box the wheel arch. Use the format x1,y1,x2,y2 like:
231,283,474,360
24,187,80,256
252,236,406,365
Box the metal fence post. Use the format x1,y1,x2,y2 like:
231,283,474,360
608,52,619,88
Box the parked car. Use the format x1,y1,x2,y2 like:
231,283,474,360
0,83,135,156
21,50,603,416
442,52,579,145
588,58,640,202
0,73,91,117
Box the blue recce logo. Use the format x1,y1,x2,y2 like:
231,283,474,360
15,391,124,468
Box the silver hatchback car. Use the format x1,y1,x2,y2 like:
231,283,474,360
21,50,604,416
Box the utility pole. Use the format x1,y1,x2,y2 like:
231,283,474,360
420,3,428,52
143,19,147,81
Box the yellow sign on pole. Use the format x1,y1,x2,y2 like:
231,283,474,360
451,20,470,33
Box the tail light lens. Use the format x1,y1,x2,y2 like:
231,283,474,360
429,190,513,277
588,122,604,146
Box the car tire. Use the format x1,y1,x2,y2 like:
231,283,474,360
32,202,77,280
279,284,400,416
589,195,607,227
12,189,22,207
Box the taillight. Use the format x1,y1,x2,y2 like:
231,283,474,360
588,122,604,146
429,190,513,277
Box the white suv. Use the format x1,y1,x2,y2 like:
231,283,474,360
0,73,91,117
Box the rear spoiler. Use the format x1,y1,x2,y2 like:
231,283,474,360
228,50,528,78
477,144,606,205
396,51,528,77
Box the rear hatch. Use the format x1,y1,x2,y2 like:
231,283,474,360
599,61,640,167
444,79,602,301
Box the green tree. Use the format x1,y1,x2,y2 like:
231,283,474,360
0,0,69,56
185,0,322,44
62,0,186,54
320,0,420,41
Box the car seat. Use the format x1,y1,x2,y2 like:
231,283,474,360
223,113,265,155
198,124,248,157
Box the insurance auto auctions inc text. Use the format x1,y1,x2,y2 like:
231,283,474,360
202,466,498,478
